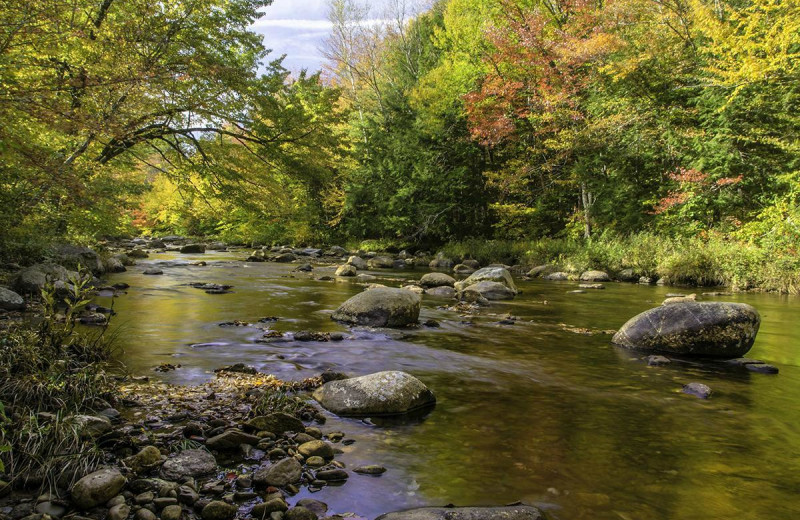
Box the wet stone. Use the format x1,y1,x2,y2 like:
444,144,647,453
314,469,348,481
746,363,779,374
647,355,671,366
353,465,386,475
683,382,713,399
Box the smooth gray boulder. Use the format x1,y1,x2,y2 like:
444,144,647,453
71,469,126,510
0,287,24,310
312,371,435,416
54,245,105,275
461,281,516,301
454,267,517,294
332,287,420,327
419,273,455,288
376,506,543,520
426,286,456,299
12,264,77,295
580,270,610,282
612,302,760,358
160,449,217,481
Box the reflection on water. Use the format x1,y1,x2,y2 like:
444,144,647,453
97,252,800,520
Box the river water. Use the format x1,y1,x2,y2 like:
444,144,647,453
97,251,800,520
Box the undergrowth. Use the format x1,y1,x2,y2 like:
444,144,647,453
0,273,118,491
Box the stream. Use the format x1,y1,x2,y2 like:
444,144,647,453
96,251,800,520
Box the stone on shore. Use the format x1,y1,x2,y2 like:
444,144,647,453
160,449,217,481
245,413,305,435
331,287,420,327
71,469,126,510
252,457,302,487
313,371,435,416
612,302,760,358
580,270,610,282
0,287,25,311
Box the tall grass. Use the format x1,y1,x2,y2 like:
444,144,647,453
0,276,118,490
442,232,800,293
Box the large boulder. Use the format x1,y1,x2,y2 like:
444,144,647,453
454,267,517,294
612,302,760,358
160,449,217,481
12,264,76,295
580,270,610,282
419,273,455,288
347,256,368,270
71,469,126,510
367,256,395,269
0,287,25,311
331,287,420,327
376,506,543,520
180,244,206,254
461,281,515,301
54,245,105,275
312,371,435,416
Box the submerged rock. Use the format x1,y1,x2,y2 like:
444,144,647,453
312,370,435,416
376,506,544,520
683,382,713,399
331,287,420,327
612,302,760,358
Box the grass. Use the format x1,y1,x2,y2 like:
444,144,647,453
0,275,119,491
251,388,316,419
441,232,800,293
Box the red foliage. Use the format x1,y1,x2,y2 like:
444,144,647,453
463,0,621,147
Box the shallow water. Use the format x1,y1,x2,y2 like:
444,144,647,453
97,251,800,520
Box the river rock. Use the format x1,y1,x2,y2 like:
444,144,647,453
297,440,334,460
245,413,305,435
274,253,296,263
206,429,261,451
251,498,288,518
296,500,327,517
353,465,387,475
160,449,217,481
123,445,163,474
0,287,25,310
616,268,640,282
347,256,368,270
335,264,357,277
454,267,517,294
426,286,456,299
69,414,112,438
161,505,183,520
527,265,558,278
12,264,75,295
376,506,543,520
543,272,570,281
285,507,318,520
144,268,164,275
452,264,476,275
461,281,515,301
71,469,126,510
331,287,420,327
683,382,712,399
105,255,127,273
367,256,395,269
312,371,435,416
180,244,206,254
580,270,610,282
54,244,105,275
108,504,131,520
612,302,760,358
429,254,454,269
202,501,236,520
253,457,302,487
420,273,455,288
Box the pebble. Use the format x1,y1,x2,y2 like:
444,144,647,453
161,505,183,520
109,504,131,520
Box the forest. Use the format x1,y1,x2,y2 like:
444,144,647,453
1,0,799,289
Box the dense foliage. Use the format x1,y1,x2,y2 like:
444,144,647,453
1,0,798,269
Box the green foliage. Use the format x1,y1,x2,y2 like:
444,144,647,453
251,389,313,418
0,278,117,486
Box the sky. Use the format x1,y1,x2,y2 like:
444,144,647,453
251,0,332,72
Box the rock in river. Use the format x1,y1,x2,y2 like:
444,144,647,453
160,449,217,481
312,371,435,416
0,287,24,311
612,302,760,358
71,468,126,510
331,287,420,327
376,506,544,520
419,272,455,288
460,281,516,301
335,264,357,277
454,267,517,294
